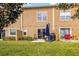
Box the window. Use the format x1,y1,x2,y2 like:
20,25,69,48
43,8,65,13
60,10,71,20
22,30,27,36
60,28,71,38
37,12,48,21
23,32,27,35
22,26,27,36
10,29,16,35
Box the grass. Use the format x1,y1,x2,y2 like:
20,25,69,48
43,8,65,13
0,41,79,56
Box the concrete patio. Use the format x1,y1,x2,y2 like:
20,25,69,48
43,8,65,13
32,39,46,42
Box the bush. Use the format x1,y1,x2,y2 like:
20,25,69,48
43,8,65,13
2,36,34,41
2,36,15,40
20,36,34,41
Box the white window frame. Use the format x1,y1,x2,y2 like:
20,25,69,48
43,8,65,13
22,29,28,36
60,10,71,21
36,11,48,22
59,27,72,39
22,26,28,36
9,28,16,36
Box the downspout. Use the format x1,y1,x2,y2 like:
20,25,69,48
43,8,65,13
20,13,23,39
21,13,23,31
52,8,55,31
53,8,58,40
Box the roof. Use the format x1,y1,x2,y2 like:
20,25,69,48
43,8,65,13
22,5,55,9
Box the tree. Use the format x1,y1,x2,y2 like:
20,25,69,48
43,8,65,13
56,3,79,19
56,3,76,10
0,3,23,29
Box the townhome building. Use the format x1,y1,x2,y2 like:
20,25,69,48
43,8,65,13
1,5,79,40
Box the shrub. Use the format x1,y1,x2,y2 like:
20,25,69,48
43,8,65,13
2,36,15,40
20,36,34,41
2,36,34,41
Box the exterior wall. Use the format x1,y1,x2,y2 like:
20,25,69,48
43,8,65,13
22,7,54,37
54,7,79,40
4,6,79,40
4,15,21,37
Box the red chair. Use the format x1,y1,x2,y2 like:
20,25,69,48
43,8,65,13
64,34,72,40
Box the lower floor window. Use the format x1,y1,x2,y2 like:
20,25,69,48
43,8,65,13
23,32,27,35
37,28,45,39
22,26,27,36
60,28,71,38
10,29,16,35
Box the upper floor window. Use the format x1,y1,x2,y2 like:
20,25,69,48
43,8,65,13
37,12,48,21
60,10,71,20
10,29,16,35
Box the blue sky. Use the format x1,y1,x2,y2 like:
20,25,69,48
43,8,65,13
23,3,50,7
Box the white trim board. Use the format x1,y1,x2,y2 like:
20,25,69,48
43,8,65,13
9,28,16,37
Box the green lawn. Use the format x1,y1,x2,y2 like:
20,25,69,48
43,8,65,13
0,41,79,56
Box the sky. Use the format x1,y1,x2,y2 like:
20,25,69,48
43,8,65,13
23,3,51,7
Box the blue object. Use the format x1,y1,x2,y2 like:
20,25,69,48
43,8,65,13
48,35,52,41
45,24,50,36
48,33,56,41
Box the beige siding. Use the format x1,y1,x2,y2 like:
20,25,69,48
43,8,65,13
54,7,79,40
22,8,54,37
5,6,79,40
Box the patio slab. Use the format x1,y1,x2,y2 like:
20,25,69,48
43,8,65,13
32,39,46,42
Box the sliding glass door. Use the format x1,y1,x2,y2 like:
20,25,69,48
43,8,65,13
37,28,45,39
